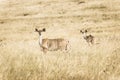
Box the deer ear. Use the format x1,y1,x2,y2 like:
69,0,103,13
42,28,46,32
80,30,83,33
85,30,88,33
35,28,38,32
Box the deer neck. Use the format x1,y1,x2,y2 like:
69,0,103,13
83,33,87,38
39,35,43,45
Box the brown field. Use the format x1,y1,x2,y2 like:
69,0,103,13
0,0,120,80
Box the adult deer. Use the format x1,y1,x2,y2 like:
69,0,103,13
80,29,94,46
35,28,69,53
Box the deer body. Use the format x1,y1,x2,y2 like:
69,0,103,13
41,38,69,51
36,28,69,53
80,29,94,45
83,35,94,44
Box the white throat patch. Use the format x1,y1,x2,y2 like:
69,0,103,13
39,35,42,45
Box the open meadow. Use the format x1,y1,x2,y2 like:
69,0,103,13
0,0,120,80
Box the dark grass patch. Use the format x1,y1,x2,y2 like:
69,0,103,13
0,39,3,42
23,13,30,16
78,1,85,4
84,5,107,10
38,2,42,4
0,21,5,24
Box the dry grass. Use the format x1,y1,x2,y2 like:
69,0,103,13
0,0,120,80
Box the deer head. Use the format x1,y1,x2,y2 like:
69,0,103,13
35,28,46,35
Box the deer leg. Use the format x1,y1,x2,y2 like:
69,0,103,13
43,48,47,53
91,39,94,44
88,42,91,46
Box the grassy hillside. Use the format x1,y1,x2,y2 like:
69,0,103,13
0,0,120,80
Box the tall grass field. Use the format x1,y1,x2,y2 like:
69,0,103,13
0,0,120,80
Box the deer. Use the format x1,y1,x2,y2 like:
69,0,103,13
35,28,69,53
80,29,94,46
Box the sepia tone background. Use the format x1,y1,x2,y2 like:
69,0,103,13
0,0,120,80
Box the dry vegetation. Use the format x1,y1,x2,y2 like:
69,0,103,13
0,0,120,80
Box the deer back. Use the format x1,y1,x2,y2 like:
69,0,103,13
41,38,69,51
